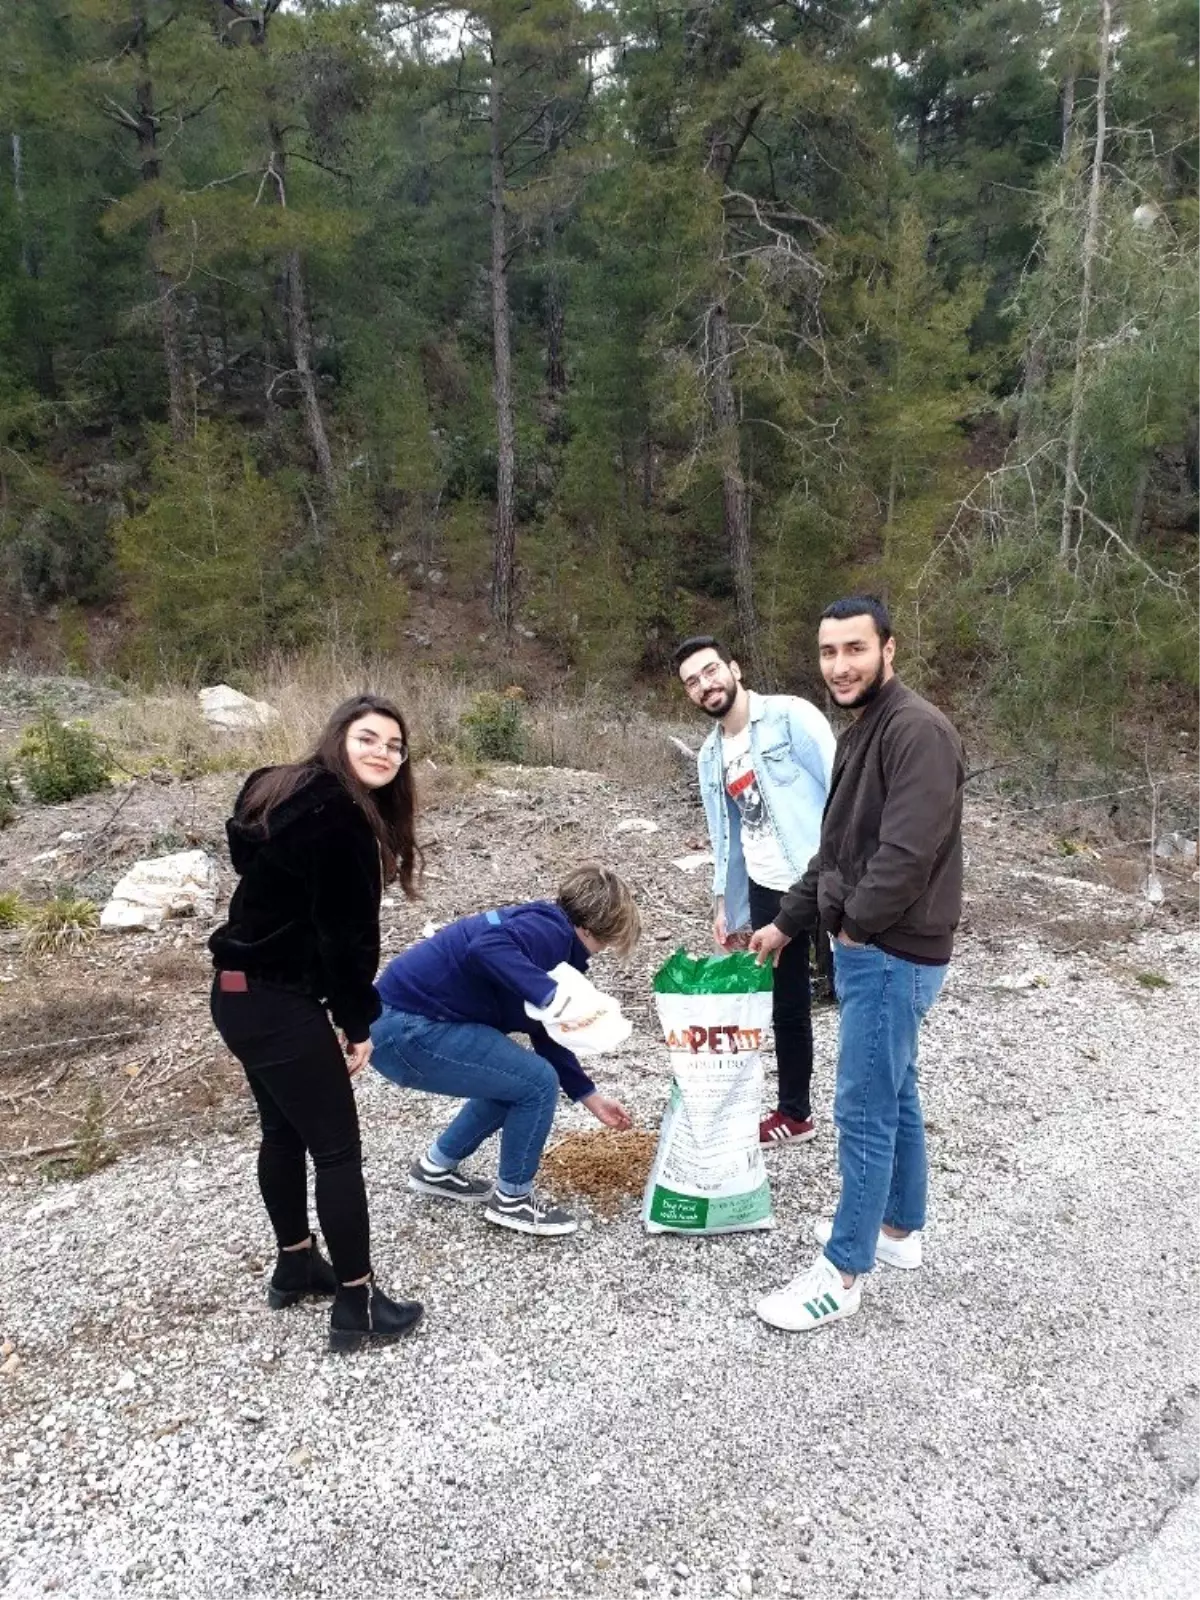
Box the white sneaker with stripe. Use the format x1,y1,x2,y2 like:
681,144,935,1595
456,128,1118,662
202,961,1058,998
812,1216,922,1270
755,1253,861,1332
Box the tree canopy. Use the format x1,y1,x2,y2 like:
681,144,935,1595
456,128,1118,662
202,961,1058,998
0,0,1195,754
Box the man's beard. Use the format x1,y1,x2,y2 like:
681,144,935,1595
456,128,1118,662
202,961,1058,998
700,683,738,719
838,657,887,710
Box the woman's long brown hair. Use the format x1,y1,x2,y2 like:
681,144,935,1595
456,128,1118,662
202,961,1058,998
238,695,420,896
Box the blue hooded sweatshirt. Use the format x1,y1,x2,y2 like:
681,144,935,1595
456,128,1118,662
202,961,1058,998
374,901,596,1101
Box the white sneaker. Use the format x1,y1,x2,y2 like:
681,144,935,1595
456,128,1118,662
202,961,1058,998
755,1254,861,1333
812,1217,922,1270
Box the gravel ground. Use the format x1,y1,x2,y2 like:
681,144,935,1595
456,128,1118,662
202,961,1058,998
1,774,1197,1600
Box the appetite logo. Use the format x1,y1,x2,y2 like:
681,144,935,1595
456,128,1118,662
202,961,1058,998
555,1010,607,1034
664,1025,764,1054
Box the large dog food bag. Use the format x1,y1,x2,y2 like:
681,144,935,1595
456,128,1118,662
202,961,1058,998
642,948,775,1235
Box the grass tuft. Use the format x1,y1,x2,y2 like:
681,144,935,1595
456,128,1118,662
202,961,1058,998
22,897,100,956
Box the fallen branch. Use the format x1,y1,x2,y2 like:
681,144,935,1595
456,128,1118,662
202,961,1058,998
0,1027,148,1062
0,1108,255,1164
667,735,700,773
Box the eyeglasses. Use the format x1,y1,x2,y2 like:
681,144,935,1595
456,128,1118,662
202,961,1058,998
350,731,408,765
682,661,726,694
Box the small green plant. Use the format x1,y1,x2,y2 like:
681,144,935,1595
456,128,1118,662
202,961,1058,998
71,1084,116,1177
0,760,16,828
1135,971,1171,990
150,829,188,854
459,690,527,763
0,891,25,928
15,709,109,804
23,896,99,955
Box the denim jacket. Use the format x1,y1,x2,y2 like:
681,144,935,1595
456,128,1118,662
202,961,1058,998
697,692,835,933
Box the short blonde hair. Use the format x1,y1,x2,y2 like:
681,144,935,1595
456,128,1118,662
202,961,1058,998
557,865,641,959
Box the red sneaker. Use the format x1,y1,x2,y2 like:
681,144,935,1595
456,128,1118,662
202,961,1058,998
759,1110,816,1146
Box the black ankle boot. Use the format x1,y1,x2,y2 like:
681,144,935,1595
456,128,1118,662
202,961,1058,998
328,1275,424,1353
267,1235,338,1310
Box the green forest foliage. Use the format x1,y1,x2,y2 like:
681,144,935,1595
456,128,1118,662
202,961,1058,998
0,0,1195,757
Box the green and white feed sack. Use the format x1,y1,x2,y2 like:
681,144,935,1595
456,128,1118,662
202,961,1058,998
642,949,775,1235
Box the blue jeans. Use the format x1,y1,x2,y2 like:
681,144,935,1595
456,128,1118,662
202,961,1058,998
370,1008,559,1193
825,943,947,1277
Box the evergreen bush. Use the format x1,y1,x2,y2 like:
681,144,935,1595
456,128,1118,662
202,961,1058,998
460,691,527,763
15,711,110,804
0,760,16,828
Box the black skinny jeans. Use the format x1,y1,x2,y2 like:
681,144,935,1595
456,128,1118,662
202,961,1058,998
211,980,371,1283
748,879,814,1121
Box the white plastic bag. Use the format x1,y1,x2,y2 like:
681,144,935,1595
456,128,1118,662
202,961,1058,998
642,950,774,1234
524,962,632,1056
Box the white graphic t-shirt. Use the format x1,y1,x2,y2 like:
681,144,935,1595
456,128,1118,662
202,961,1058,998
721,726,793,891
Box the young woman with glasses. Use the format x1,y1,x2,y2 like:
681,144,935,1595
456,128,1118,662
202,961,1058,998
209,694,425,1352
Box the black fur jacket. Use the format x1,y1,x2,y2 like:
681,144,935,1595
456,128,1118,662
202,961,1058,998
209,766,383,1043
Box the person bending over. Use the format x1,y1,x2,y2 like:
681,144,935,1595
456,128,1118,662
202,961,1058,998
371,866,640,1238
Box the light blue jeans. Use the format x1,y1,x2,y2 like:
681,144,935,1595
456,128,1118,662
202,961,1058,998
825,942,948,1276
370,1008,559,1194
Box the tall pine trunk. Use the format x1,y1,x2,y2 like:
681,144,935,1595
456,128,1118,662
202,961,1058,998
710,296,768,685
10,132,56,397
1059,0,1111,566
489,34,517,632
282,241,335,496
264,116,335,500
11,133,30,278
245,0,337,500
133,68,189,441
705,110,769,684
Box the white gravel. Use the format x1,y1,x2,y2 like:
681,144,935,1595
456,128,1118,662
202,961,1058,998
1,825,1197,1600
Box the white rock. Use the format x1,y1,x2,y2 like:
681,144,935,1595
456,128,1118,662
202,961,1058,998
671,851,714,874
615,817,659,834
198,684,279,732
101,850,218,932
1155,832,1197,863
27,1190,80,1223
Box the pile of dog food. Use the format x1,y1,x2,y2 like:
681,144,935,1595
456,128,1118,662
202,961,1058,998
540,1129,658,1214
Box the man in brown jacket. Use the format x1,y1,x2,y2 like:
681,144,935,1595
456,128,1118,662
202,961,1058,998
749,596,964,1332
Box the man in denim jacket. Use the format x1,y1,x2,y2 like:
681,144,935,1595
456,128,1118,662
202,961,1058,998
674,636,835,1146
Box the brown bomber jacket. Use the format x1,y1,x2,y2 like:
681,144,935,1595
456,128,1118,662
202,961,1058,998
774,676,964,965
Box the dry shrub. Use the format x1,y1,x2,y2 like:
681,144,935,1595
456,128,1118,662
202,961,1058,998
143,946,211,986
0,989,156,1078
22,897,99,956
540,1128,659,1215
91,649,693,789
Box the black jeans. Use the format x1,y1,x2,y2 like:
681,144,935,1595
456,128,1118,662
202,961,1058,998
748,880,814,1121
211,979,371,1283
